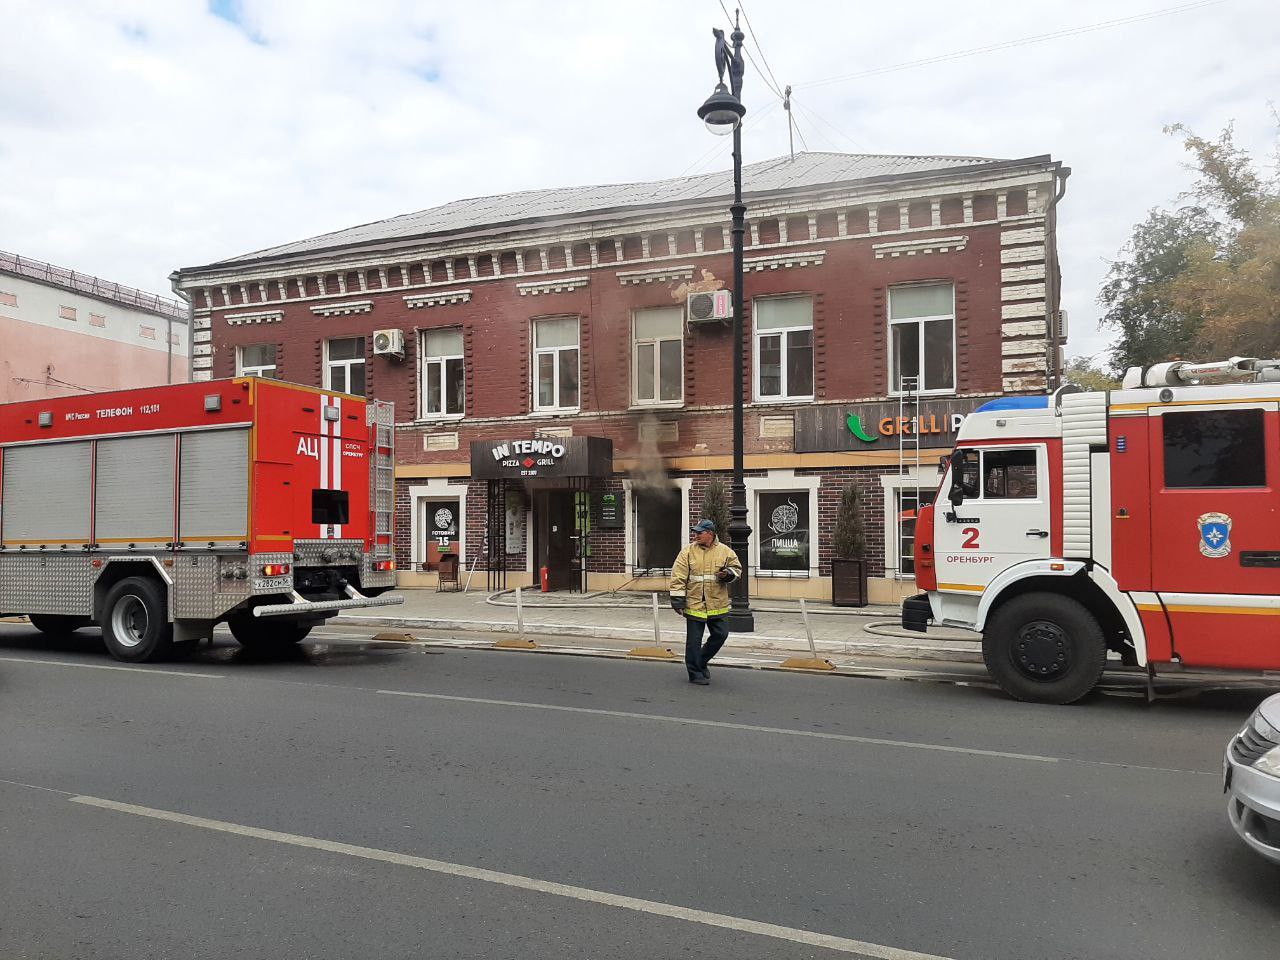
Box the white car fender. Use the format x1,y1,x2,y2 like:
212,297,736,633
974,559,1087,632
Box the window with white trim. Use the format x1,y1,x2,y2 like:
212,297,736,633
237,344,278,379
325,336,365,396
420,327,464,418
890,282,955,394
632,306,683,405
533,317,579,411
753,295,813,401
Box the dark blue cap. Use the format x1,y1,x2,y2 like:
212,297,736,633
690,519,716,534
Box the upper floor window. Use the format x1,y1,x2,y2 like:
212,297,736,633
633,306,683,405
420,327,464,418
325,336,365,396
533,317,579,412
890,282,955,394
238,344,278,379
754,295,814,402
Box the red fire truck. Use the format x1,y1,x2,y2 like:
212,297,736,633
903,357,1280,703
0,378,401,662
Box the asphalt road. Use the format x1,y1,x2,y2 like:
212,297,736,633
1,623,1277,960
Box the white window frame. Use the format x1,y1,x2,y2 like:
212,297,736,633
745,470,820,579
237,344,278,379
532,317,580,413
752,295,815,404
888,282,957,397
408,479,468,571
880,469,936,580
623,477,692,577
325,336,365,396
418,328,465,421
631,308,684,407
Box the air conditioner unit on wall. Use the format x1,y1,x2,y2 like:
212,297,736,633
687,290,732,325
373,328,405,359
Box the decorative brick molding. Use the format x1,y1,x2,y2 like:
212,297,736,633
224,309,282,326
615,265,695,286
310,299,373,317
1001,301,1046,320
405,288,472,308
743,250,826,272
516,276,589,296
872,235,967,259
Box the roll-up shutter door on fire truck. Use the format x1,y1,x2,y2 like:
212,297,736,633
179,429,249,543
2,441,92,546
95,434,176,543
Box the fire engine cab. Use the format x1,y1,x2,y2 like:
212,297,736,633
903,357,1280,703
0,378,402,662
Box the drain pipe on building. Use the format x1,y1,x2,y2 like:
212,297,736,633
1043,165,1072,391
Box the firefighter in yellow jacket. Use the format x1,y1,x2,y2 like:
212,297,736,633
670,519,742,685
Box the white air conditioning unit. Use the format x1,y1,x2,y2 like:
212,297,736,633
687,290,732,324
372,328,405,359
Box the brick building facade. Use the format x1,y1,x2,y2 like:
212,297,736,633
172,151,1068,603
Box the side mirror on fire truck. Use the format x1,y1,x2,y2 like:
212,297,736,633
947,450,969,507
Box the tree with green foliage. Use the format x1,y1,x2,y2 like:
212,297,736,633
831,483,866,559
700,478,730,542
1063,355,1120,391
1100,116,1279,374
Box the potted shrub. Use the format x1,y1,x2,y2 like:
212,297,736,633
830,483,869,607
700,477,731,542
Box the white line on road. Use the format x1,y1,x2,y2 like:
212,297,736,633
377,689,1058,764
0,655,222,679
68,793,955,960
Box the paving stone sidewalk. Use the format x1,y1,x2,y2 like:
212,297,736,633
336,587,983,663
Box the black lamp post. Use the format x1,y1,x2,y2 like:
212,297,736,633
698,14,753,632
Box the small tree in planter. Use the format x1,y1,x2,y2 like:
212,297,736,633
830,483,869,607
700,478,731,542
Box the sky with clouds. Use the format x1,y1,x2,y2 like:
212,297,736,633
1,0,1275,365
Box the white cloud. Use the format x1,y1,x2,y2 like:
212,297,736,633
1,0,1275,366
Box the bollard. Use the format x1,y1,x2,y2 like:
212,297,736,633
495,585,537,649
779,597,835,671
628,592,675,660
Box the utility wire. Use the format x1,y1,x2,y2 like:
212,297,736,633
716,0,784,98
737,1,785,100
794,0,1225,90
793,99,867,152
680,97,783,177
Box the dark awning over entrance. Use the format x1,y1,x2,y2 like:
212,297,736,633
470,436,613,480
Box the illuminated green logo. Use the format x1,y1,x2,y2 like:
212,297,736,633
846,413,878,443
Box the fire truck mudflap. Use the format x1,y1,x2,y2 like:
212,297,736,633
0,378,403,662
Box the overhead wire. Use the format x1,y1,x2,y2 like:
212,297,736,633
679,96,782,177
793,0,1225,91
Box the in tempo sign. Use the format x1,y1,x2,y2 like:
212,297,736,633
470,436,613,480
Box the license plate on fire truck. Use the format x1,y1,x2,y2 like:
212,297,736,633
252,575,293,591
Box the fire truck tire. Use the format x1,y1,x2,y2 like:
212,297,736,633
227,615,311,649
28,614,91,637
100,577,174,663
983,593,1106,705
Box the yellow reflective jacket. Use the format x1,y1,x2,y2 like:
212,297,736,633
670,539,743,619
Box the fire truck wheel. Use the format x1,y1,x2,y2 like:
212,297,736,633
28,614,91,637
983,593,1106,705
100,577,174,663
227,615,311,649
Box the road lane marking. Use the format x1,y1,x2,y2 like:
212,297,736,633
0,655,222,679
69,794,955,960
377,689,1057,764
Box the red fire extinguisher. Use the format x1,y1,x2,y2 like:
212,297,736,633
540,566,549,593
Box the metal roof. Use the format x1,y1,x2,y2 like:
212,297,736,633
201,151,1037,270
1,249,188,322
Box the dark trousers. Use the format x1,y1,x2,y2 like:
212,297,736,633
685,615,729,677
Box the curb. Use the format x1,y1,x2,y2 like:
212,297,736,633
329,614,984,664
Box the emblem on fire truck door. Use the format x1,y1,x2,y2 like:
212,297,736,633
1197,512,1232,559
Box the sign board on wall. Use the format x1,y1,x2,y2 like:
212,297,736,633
793,399,988,454
470,436,613,480
597,493,625,529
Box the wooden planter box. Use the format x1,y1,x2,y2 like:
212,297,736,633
831,557,869,607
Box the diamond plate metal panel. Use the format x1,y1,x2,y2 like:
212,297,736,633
0,555,96,616
171,554,224,620
292,539,363,567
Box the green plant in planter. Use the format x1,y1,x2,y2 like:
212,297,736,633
700,478,731,541
832,483,866,559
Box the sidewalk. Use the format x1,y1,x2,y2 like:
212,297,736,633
335,587,983,663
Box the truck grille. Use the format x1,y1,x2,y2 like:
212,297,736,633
1231,723,1279,765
